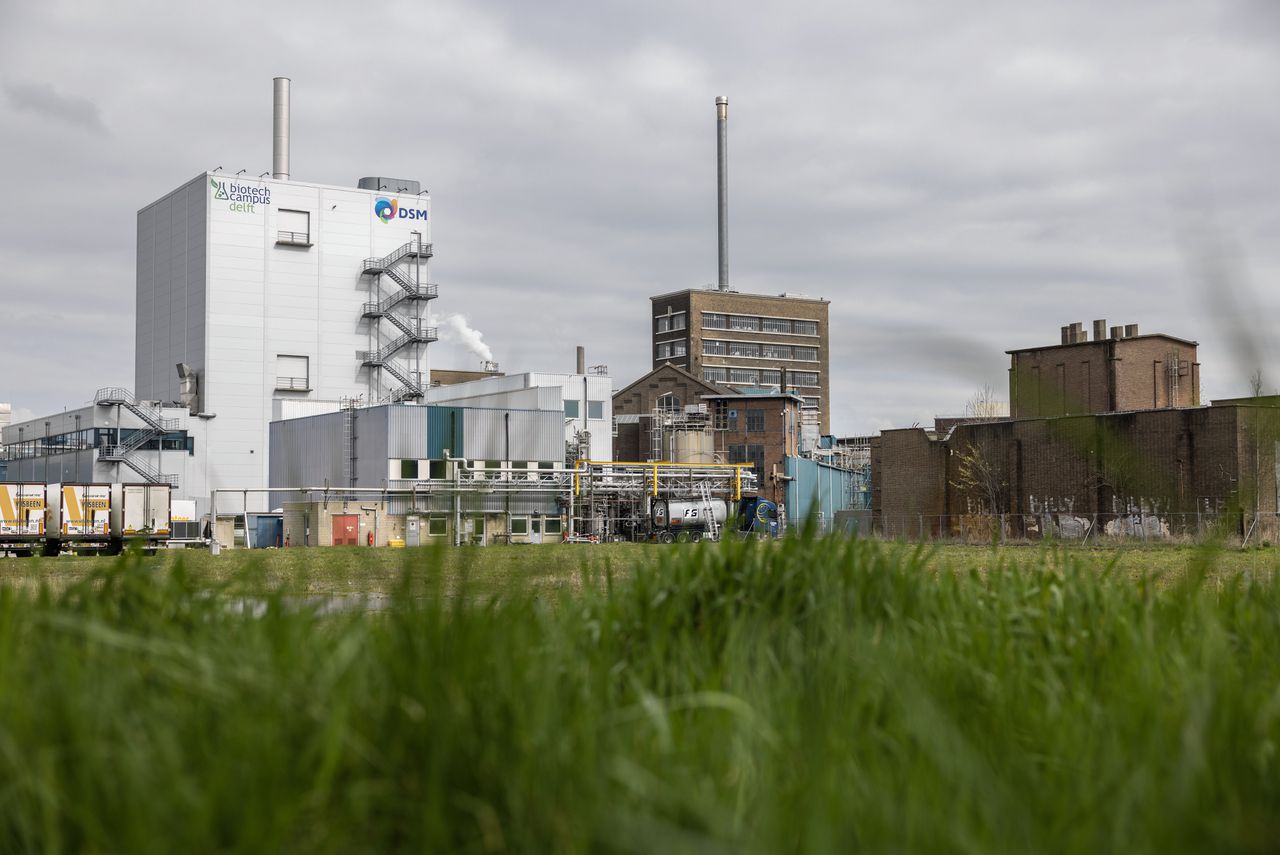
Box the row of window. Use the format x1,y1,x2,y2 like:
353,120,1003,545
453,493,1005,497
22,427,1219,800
702,367,820,387
564,400,606,419
419,515,563,536
656,341,687,361
394,459,561,480
3,428,195,459
702,313,819,336
701,340,818,361
655,313,687,333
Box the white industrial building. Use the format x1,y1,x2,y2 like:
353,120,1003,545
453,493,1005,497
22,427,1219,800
2,79,617,525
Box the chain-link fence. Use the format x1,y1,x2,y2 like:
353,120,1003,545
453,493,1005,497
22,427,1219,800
872,511,1280,546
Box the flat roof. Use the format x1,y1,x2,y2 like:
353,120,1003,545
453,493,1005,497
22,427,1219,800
650,287,829,305
1005,333,1197,355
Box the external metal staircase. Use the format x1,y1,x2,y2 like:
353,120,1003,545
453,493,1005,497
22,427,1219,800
94,387,180,486
361,236,437,402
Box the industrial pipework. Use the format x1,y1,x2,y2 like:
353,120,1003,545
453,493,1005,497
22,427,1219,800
272,77,290,180
716,95,729,290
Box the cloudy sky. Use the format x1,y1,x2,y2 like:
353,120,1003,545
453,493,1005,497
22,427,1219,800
1,0,1277,434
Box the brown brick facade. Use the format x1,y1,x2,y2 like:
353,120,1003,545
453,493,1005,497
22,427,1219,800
650,288,831,434
1009,334,1199,418
612,364,801,504
872,402,1278,537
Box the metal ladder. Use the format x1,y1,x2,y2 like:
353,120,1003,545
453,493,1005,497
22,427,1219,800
699,483,720,542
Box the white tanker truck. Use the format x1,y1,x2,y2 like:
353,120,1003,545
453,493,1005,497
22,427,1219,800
649,496,731,543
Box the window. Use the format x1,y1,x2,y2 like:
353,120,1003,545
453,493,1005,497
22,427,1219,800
657,393,681,413
793,346,818,361
747,409,766,432
728,443,766,480
485,460,502,480
543,517,563,534
275,354,309,391
510,516,529,535
793,320,818,336
587,401,604,420
729,368,758,385
729,315,760,331
277,209,311,246
429,460,449,479
703,367,728,384
564,399,580,418
760,369,781,386
655,312,686,333
657,342,672,360
803,397,821,408
658,341,686,360
729,342,760,358
400,459,418,479
428,517,448,536
672,341,686,357
762,317,792,334
792,371,819,387
702,312,727,329
702,339,727,356
762,343,791,360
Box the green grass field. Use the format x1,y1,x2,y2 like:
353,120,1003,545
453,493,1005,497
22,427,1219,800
1,536,1279,851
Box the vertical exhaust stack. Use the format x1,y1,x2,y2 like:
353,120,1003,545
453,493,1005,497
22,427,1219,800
576,346,586,375
272,77,291,180
716,96,729,290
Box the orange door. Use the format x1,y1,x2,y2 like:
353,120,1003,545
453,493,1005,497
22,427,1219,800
332,514,359,546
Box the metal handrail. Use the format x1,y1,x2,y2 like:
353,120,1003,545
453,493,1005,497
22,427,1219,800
276,230,312,245
361,239,433,274
274,376,310,391
361,284,438,317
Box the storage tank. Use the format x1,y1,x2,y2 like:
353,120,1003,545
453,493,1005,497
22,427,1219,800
671,429,715,464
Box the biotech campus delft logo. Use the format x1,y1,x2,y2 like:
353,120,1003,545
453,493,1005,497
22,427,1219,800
374,196,428,224
211,178,271,213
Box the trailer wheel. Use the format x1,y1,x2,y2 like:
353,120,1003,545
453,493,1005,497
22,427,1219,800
689,531,702,543
656,530,675,544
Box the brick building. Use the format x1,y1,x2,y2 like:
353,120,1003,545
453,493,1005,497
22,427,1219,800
1009,320,1199,418
871,400,1278,537
612,364,802,505
650,288,831,433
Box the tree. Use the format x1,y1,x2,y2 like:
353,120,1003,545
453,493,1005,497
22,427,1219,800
963,384,1008,420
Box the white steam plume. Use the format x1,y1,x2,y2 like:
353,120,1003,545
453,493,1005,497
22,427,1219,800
430,312,492,362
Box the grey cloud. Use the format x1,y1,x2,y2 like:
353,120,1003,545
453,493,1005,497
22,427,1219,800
4,81,107,133
1,0,1278,436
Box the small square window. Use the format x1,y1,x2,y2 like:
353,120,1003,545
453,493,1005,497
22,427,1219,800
428,517,447,536
400,459,418,479
564,400,580,418
587,401,604,420
510,516,529,535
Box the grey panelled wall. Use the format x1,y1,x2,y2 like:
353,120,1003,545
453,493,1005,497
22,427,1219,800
136,174,207,404
385,406,431,459
462,409,564,462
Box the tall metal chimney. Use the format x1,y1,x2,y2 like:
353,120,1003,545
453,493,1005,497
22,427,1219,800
576,346,585,375
272,77,291,180
716,96,729,290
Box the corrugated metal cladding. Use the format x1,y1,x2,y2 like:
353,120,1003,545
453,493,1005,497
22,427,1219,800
355,406,390,487
463,409,563,462
784,456,861,522
427,407,465,459
269,411,346,508
385,406,430,458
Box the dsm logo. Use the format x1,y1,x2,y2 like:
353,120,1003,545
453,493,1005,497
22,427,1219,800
374,197,427,224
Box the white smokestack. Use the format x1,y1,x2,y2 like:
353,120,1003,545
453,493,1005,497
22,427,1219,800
272,77,290,180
